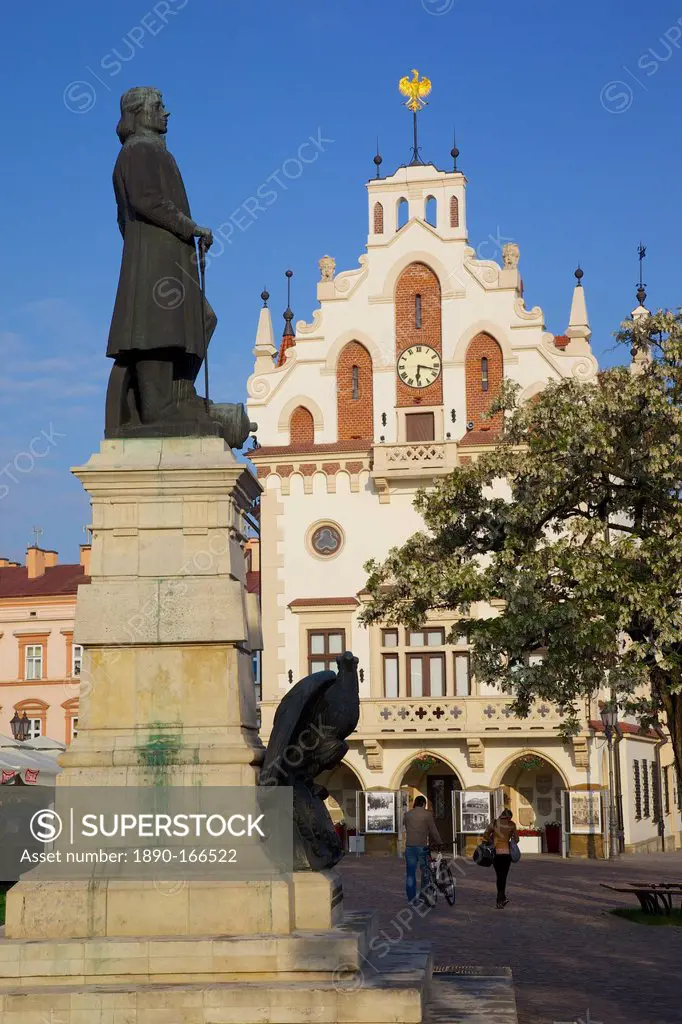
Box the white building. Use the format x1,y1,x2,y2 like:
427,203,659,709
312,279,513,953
246,137,679,857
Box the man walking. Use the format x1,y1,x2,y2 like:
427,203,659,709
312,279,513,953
403,796,442,903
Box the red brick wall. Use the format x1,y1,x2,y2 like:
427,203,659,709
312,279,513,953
289,406,315,446
374,202,384,234
450,196,459,228
337,341,374,440
395,262,443,407
465,333,503,433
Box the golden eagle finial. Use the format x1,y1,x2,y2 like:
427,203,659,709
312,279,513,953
398,69,432,113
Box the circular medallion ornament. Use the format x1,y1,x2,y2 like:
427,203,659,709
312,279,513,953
310,523,343,558
397,345,442,389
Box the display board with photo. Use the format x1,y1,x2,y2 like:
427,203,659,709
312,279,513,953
569,791,602,834
458,791,492,833
364,791,396,833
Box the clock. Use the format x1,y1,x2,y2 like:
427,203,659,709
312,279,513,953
397,345,442,389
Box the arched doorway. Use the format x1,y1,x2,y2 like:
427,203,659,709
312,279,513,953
318,761,364,833
397,753,462,853
497,752,567,854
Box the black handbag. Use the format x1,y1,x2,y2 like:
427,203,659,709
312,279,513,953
472,840,495,867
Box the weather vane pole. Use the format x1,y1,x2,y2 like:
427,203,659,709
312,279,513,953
637,242,647,306
399,69,432,165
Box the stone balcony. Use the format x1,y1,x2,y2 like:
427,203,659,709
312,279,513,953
357,696,571,738
371,440,459,498
259,696,579,743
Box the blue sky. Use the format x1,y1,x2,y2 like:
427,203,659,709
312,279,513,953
1,0,681,563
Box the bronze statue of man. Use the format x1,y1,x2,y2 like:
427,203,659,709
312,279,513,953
105,86,217,436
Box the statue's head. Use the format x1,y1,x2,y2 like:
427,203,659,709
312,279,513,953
116,87,169,144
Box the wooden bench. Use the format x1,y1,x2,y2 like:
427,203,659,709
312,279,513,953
600,882,682,915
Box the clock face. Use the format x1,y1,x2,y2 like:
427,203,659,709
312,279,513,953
397,345,442,389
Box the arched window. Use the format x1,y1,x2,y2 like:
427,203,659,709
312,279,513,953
425,196,437,226
415,294,422,329
464,334,503,435
337,342,373,440
289,405,315,446
373,202,384,234
397,198,409,230
62,697,79,745
14,698,49,740
450,195,459,228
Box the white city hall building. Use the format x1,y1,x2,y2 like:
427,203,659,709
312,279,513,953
246,136,681,858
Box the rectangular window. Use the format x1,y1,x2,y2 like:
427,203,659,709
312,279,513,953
408,628,444,648
382,629,399,648
652,762,661,824
415,294,422,329
72,644,83,676
407,653,445,698
664,766,671,816
405,412,435,443
642,759,650,818
307,630,346,674
71,717,79,741
481,356,489,392
408,656,423,697
25,645,43,680
429,655,444,697
27,718,42,740
633,760,642,820
383,655,399,699
352,365,360,400
454,653,471,696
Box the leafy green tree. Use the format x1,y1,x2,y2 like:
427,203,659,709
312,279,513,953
362,311,682,787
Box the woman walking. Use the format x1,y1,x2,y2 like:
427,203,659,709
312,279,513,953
482,808,519,908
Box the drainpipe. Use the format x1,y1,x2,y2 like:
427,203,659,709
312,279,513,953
654,725,667,853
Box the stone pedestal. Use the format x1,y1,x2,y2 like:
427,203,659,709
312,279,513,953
60,436,265,789
1,438,433,1022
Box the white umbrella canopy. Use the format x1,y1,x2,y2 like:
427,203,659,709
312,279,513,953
0,736,64,785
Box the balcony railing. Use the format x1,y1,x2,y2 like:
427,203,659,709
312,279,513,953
358,697,569,735
371,440,458,488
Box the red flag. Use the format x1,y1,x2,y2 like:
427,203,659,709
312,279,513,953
24,768,39,784
1,769,17,784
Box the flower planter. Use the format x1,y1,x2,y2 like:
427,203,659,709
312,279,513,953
517,834,542,854
545,824,562,855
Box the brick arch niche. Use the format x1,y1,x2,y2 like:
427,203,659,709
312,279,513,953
395,262,443,407
465,332,503,434
289,405,315,446
337,341,374,440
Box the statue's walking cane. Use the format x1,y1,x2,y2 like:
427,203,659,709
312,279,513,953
198,237,209,415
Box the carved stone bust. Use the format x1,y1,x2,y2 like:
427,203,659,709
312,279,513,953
319,255,336,282
503,242,520,269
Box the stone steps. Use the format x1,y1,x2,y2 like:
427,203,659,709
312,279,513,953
0,913,376,989
0,943,432,1024
427,967,518,1023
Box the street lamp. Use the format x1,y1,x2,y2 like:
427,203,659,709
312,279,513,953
600,701,619,859
10,711,30,742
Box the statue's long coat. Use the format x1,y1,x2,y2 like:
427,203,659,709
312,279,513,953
107,135,215,358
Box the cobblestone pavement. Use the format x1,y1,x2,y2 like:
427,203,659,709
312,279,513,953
338,851,682,1024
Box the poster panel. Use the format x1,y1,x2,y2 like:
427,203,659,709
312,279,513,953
364,791,396,834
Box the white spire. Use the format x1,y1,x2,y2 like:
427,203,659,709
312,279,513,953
630,288,651,376
565,267,592,353
252,289,276,372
